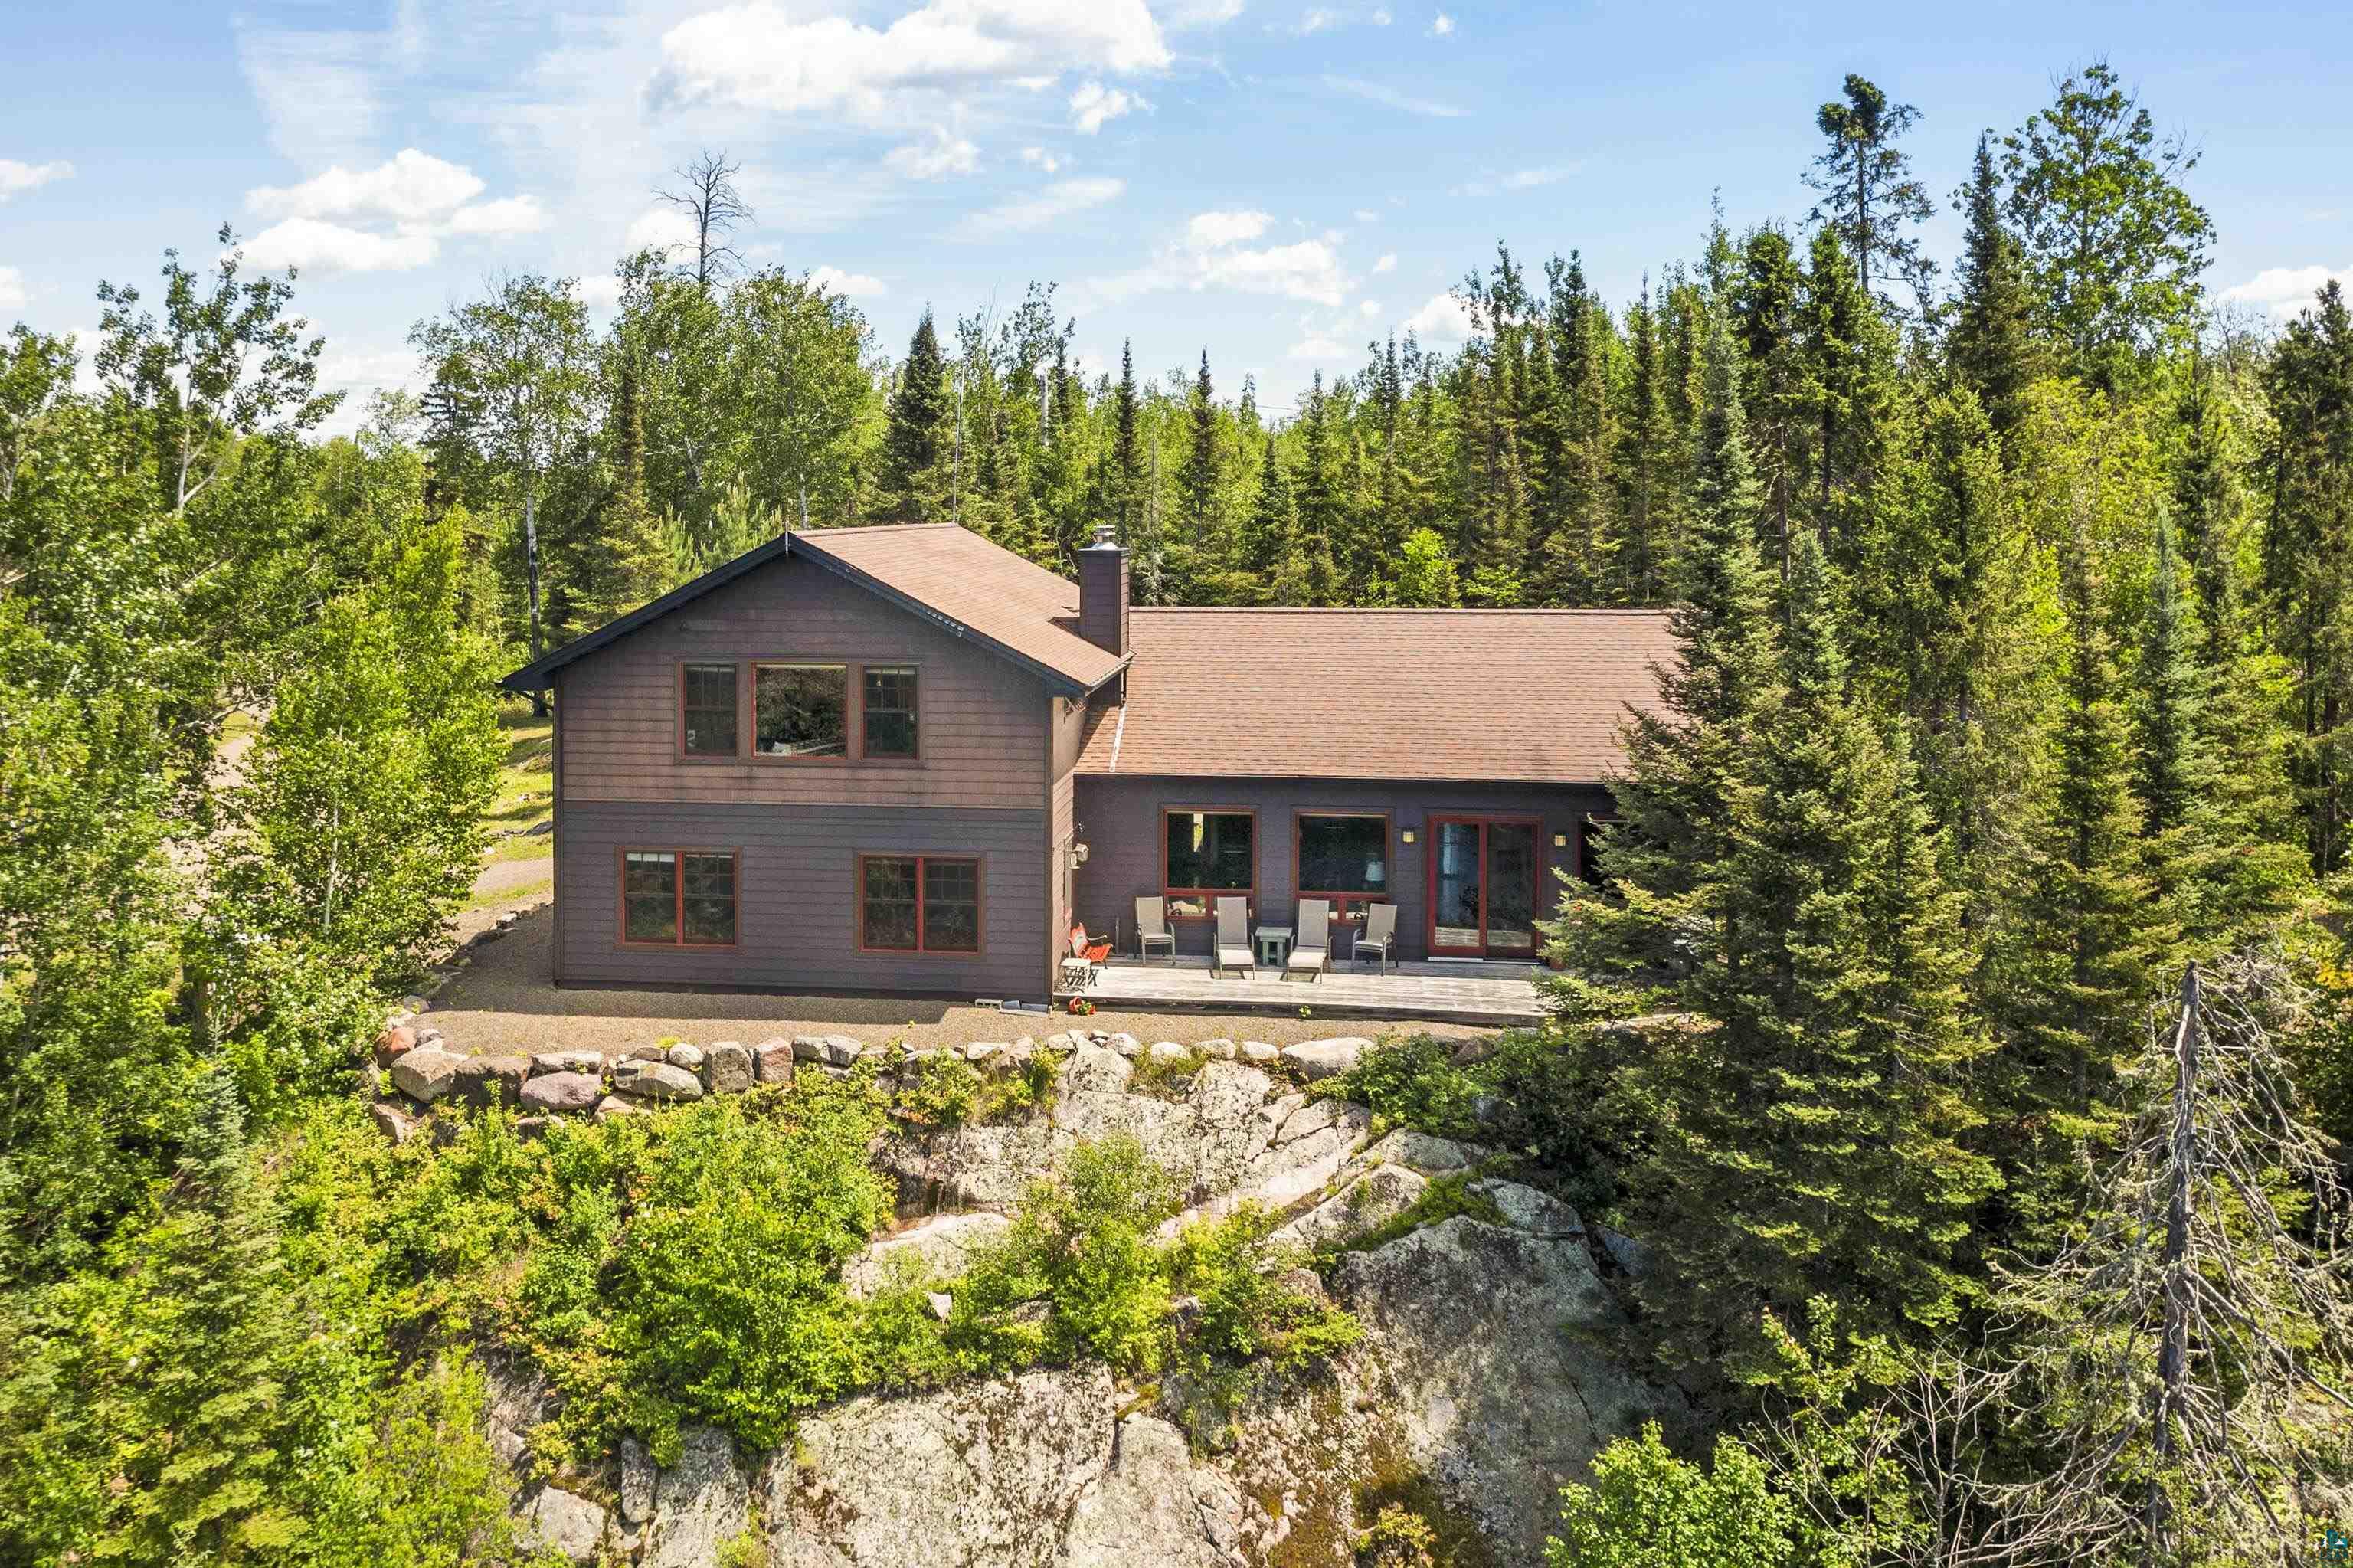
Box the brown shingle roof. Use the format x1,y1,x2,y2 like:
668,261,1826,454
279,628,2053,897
790,523,1128,692
1075,607,1678,783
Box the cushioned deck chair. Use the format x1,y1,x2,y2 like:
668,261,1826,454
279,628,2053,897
1285,899,1331,981
1212,896,1255,977
1350,902,1399,973
1134,895,1176,965
1059,928,1113,991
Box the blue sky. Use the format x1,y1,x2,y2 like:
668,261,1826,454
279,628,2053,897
4,0,2349,431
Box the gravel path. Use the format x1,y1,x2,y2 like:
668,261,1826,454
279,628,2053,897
424,902,1496,1057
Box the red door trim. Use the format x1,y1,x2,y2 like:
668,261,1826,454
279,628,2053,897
1424,814,1544,959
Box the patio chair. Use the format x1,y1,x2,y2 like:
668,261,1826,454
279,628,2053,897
1350,902,1399,973
1284,899,1331,981
1134,895,1176,965
1212,896,1255,977
1059,928,1113,991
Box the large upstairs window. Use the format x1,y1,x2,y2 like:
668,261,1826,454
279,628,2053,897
862,665,919,758
754,663,848,758
680,663,738,757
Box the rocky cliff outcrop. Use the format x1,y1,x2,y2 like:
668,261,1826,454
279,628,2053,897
496,1036,1677,1566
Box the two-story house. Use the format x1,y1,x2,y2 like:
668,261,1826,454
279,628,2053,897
500,522,1674,1000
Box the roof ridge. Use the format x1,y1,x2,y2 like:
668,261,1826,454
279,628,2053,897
1127,604,1677,616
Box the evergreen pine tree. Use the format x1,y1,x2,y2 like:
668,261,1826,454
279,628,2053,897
1550,302,1780,1007
1178,349,1219,545
1111,339,1141,538
550,353,677,638
1286,373,1343,606
879,309,946,517
1622,533,1996,1361
1615,277,1679,604
1946,133,2041,440
1240,434,1295,600
1991,524,2171,1232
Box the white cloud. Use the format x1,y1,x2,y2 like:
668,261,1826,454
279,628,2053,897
885,128,982,179
1360,299,1380,316
952,175,1127,238
1371,251,1396,274
1320,74,1467,118
1093,208,1350,307
0,159,72,202
1163,0,1245,23
1353,208,1379,222
649,0,1170,121
1288,333,1347,359
247,149,483,223
1430,10,1455,34
810,264,889,297
238,149,540,273
1020,146,1065,172
626,205,702,257
1291,5,1391,33
0,266,25,308
1402,290,1473,343
443,196,550,236
1186,209,1272,248
2222,263,2351,319
1501,165,1571,190
579,274,629,310
1295,6,1339,30
241,219,440,273
1069,80,1144,134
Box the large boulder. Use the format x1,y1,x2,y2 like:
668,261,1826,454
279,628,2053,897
1062,1413,1246,1568
792,1033,862,1067
1350,1128,1483,1177
519,1072,602,1115
1470,1178,1584,1239
1279,1036,1376,1082
453,1053,532,1111
613,1060,703,1102
753,1039,797,1084
389,1046,463,1105
1320,1217,1669,1560
761,1365,1114,1566
519,1485,607,1563
705,1042,754,1094
841,1211,1013,1299
643,1426,751,1568
531,1049,604,1076
1060,1043,1134,1096
1272,1163,1429,1251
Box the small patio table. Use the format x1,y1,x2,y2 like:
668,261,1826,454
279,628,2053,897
1254,925,1293,969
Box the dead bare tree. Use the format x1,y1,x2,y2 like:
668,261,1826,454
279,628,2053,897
1888,957,2353,1567
654,151,753,290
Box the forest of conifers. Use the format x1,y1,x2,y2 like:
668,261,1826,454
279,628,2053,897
5,53,2353,1568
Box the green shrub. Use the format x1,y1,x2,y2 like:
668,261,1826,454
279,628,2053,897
1324,1025,1641,1214
1330,1173,1506,1259
1170,1202,1360,1370
1546,1422,1795,1568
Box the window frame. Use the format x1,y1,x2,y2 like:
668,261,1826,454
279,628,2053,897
750,660,852,762
615,847,742,950
855,852,987,956
1160,807,1258,921
860,663,921,761
676,662,742,761
1293,810,1393,927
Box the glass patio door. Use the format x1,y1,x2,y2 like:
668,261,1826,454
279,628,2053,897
1427,817,1541,958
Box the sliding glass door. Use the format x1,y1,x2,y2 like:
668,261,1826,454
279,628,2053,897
1427,816,1542,958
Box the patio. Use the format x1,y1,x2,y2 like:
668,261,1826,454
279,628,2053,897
1060,954,1549,1026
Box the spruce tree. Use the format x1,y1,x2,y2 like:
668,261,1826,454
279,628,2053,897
1549,302,1779,1008
1178,349,1219,545
1111,338,1141,538
1240,434,1295,599
1615,278,1679,604
1991,524,2171,1231
1946,133,2040,440
1624,534,1996,1360
1286,373,1343,606
879,309,945,517
1731,226,1808,573
551,353,676,638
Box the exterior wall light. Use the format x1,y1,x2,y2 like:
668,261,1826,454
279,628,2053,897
1399,828,1417,845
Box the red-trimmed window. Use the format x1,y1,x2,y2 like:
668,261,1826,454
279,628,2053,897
754,663,848,758
1163,810,1254,920
622,850,738,945
1297,813,1391,925
862,665,919,758
681,664,738,757
860,854,982,953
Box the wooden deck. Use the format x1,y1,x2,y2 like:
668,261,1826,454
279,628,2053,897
1060,954,1548,1026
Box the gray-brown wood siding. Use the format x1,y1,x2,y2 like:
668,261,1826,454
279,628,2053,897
558,549,1049,810
1071,774,1615,963
557,800,1048,998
